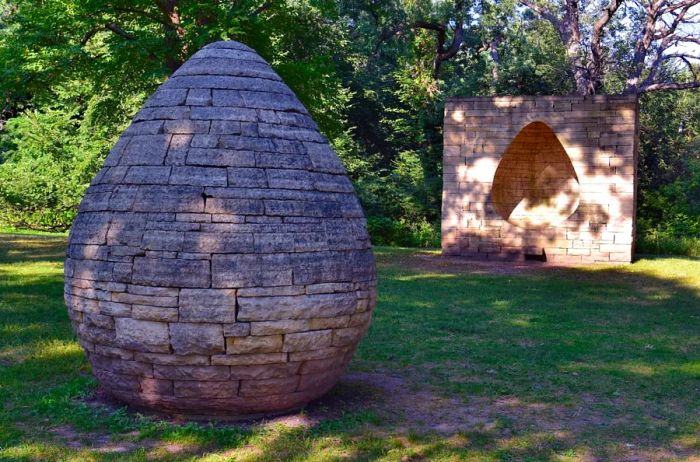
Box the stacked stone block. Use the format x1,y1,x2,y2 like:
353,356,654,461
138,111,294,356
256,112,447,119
442,96,638,264
65,41,376,417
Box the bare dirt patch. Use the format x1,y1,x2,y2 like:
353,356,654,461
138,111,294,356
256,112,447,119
56,371,699,461
377,251,590,276
48,424,198,457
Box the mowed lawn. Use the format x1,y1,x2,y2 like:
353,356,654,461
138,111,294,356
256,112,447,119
0,233,698,461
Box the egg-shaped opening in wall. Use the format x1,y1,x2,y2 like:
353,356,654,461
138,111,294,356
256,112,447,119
492,121,580,229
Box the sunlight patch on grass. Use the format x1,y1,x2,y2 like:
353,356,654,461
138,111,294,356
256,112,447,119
0,227,68,237
391,272,457,282
508,317,532,328
561,360,700,378
0,442,70,462
32,339,84,362
491,300,513,310
674,362,700,375
587,257,700,297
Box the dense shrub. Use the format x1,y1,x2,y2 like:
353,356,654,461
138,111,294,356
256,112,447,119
636,158,700,256
366,216,440,248
0,107,113,231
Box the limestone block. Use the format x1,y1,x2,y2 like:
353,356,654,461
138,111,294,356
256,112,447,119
115,318,170,353
179,289,237,322
170,323,225,355
283,330,333,352
226,335,284,354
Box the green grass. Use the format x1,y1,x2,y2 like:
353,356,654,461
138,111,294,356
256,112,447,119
0,234,699,461
0,226,68,237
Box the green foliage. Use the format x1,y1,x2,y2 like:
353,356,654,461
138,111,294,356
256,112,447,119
366,216,440,247
637,158,700,256
0,0,698,250
0,106,114,230
635,89,700,255
0,0,353,231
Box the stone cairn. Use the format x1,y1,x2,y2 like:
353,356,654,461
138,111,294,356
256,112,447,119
64,41,376,417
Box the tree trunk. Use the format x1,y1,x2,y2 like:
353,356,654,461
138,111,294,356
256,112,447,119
155,0,186,72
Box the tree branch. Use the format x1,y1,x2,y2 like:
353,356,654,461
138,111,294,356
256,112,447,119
640,80,700,91
625,0,666,92
80,25,101,46
82,22,137,45
518,0,562,31
105,22,136,40
590,0,624,72
373,0,468,78
252,0,273,16
490,36,501,82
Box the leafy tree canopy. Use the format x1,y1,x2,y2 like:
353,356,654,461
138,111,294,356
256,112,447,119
0,0,698,248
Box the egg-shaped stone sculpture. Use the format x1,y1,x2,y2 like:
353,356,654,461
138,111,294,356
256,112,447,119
64,41,376,418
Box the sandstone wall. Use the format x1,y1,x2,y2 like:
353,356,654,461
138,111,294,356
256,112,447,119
442,96,638,264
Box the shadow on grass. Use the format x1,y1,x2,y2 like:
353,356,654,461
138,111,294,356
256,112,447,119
0,237,698,461
0,234,66,264
357,249,700,459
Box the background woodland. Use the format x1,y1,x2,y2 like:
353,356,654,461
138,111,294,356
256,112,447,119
0,0,699,252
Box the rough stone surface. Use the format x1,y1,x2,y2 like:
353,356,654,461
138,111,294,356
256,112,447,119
65,40,376,418
442,96,638,264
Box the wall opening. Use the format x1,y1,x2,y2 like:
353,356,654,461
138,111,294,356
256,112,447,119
491,122,580,229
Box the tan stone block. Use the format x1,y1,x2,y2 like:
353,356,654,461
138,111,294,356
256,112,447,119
250,320,310,335
227,335,284,354
112,292,178,308
613,233,634,245
288,346,349,362
332,327,365,347
230,362,300,380
223,323,251,337
299,355,347,375
140,378,174,395
237,286,305,297
174,380,238,398
599,243,630,253
131,305,178,322
115,318,170,353
134,352,210,366
309,316,350,329
298,368,342,392
609,252,632,262
239,376,300,397
94,345,134,360
211,353,287,366
283,330,333,352
348,311,372,328
154,365,230,381
179,288,236,322
237,293,357,321
443,145,461,156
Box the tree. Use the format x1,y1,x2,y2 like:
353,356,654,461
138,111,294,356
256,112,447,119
517,0,700,94
0,0,352,230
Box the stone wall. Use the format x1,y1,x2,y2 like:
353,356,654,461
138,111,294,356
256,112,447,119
65,40,376,418
442,96,638,264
